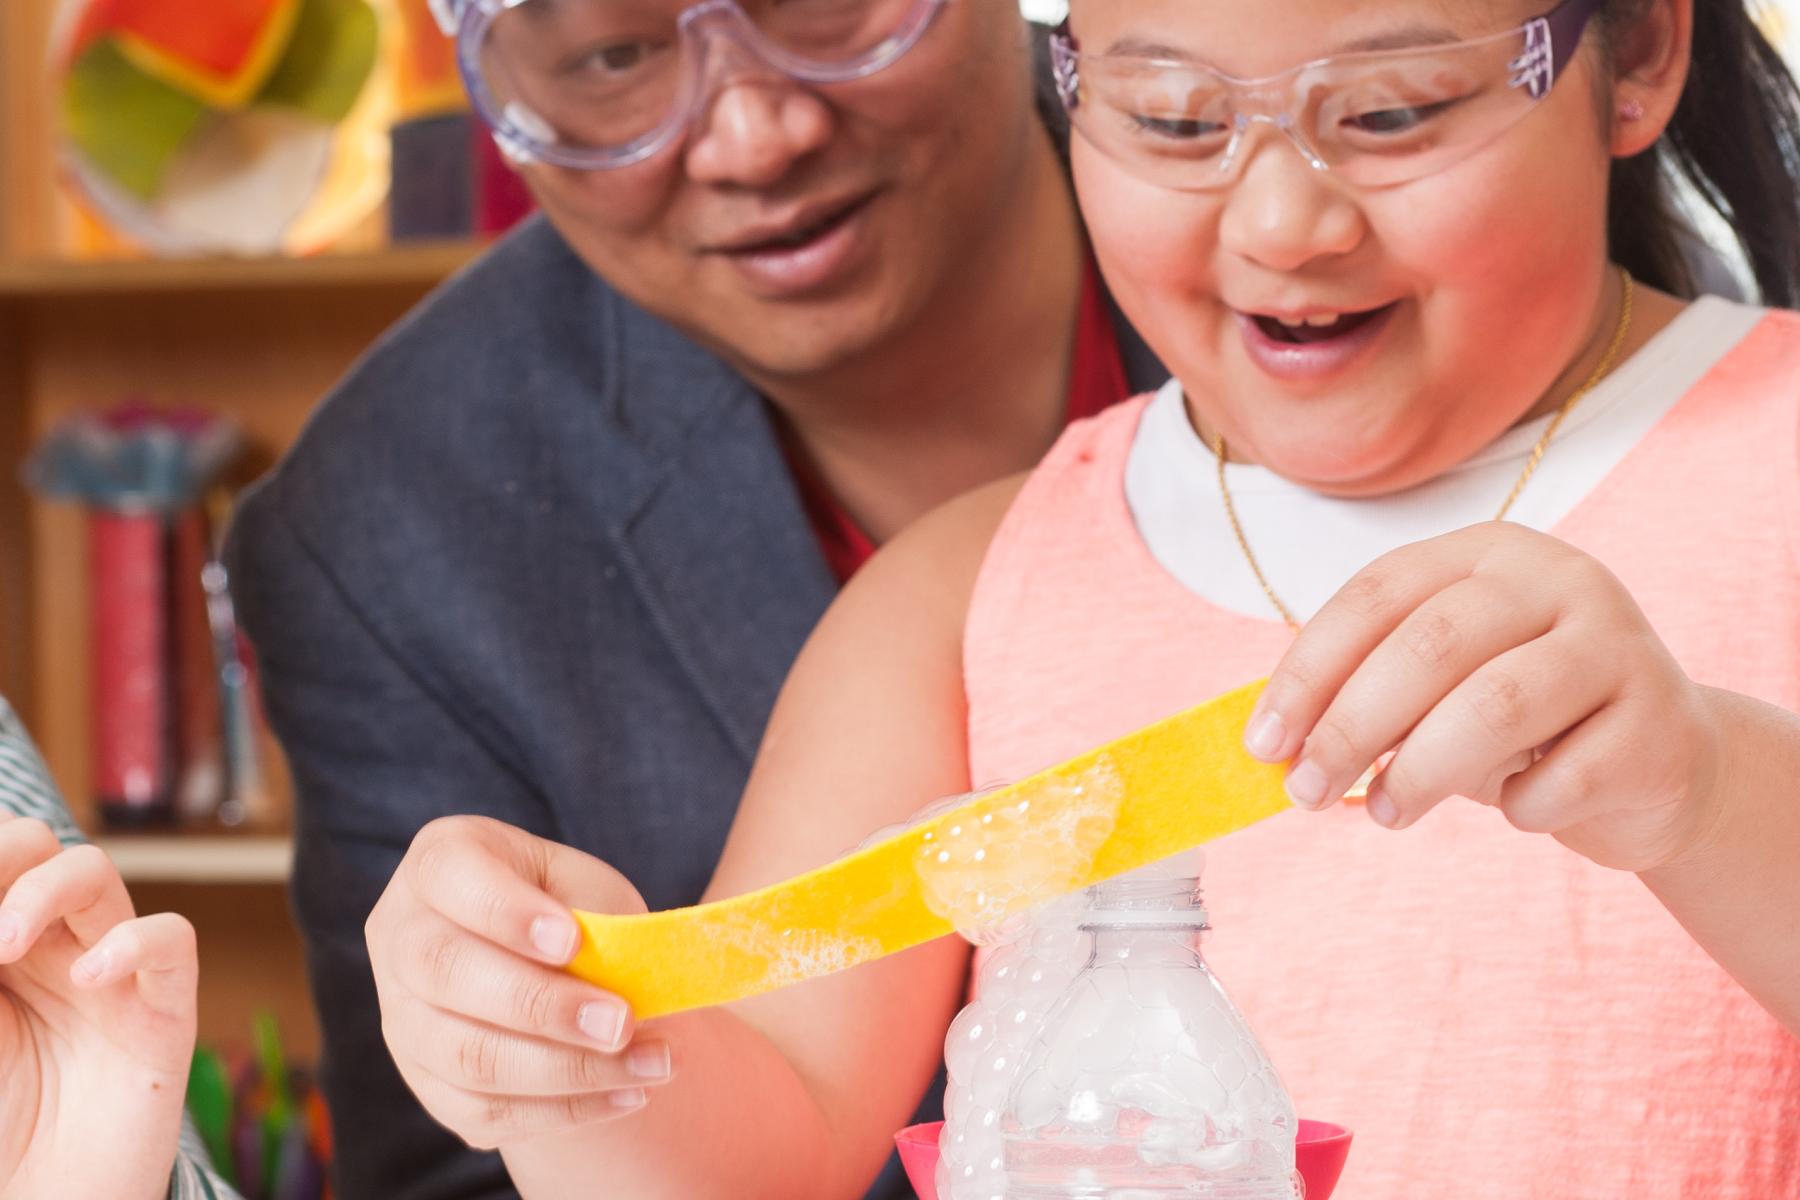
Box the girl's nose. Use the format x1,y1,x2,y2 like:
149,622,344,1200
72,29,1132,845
1217,134,1367,272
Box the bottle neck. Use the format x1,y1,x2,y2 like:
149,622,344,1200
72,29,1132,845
1080,875,1209,967
1081,875,1207,926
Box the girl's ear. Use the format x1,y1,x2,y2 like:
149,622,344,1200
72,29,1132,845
1611,0,1693,157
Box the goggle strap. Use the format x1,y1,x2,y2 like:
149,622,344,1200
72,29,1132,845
1513,0,1607,99
1051,20,1081,112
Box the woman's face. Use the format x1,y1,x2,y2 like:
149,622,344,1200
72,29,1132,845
1072,0,1623,496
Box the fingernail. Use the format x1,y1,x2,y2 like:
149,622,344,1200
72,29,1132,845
1366,784,1399,829
610,1087,648,1110
628,1042,672,1082
530,915,578,963
579,999,629,1048
72,947,110,983
1244,710,1288,761
0,912,19,945
1285,760,1330,810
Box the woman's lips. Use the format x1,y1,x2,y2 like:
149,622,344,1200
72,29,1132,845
1236,302,1399,382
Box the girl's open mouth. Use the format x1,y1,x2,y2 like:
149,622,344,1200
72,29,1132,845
1250,303,1398,345
1236,301,1400,382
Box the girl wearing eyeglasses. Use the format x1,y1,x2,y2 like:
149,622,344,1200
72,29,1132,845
365,1,1800,1195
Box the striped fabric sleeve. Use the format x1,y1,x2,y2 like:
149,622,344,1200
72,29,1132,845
169,1115,234,1200
0,696,82,846
0,695,244,1200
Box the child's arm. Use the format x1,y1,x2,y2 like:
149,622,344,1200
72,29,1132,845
1636,690,1800,1035
1246,523,1800,1036
361,479,1024,1199
0,699,238,1200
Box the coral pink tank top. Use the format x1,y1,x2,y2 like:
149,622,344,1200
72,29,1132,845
964,313,1800,1198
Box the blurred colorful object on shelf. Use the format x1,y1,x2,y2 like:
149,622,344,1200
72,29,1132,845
392,0,461,122
188,1012,333,1199
24,405,241,512
389,110,535,241
24,406,251,826
387,0,534,241
187,1044,238,1184
69,0,303,110
51,0,393,256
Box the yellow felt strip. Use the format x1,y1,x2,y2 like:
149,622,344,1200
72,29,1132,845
569,679,1289,1019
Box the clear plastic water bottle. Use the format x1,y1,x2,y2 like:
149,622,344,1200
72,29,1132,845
998,876,1300,1199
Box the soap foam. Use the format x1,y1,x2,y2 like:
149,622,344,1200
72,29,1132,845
691,911,884,994
914,757,1123,942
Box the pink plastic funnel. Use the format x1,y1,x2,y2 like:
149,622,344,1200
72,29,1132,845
895,1118,1352,1200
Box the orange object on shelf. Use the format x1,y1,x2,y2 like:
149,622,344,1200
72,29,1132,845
393,0,466,121
69,0,302,109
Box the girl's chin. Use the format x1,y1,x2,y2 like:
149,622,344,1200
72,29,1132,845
1234,425,1427,495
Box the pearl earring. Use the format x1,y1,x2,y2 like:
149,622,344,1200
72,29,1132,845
1619,98,1646,122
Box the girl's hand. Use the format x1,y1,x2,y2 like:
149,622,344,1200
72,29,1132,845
1245,523,1728,873
364,815,674,1151
0,815,198,1200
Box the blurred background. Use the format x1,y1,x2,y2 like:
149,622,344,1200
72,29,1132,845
0,3,524,1192
2,0,521,1072
0,0,1794,1194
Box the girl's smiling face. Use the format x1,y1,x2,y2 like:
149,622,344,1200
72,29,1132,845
1071,0,1678,496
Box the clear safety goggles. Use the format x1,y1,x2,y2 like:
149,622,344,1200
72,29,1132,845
433,0,949,171
1051,0,1604,191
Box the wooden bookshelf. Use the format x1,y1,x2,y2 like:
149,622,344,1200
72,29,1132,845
11,264,465,829
0,0,54,264
2,260,461,1057
96,834,296,885
0,240,479,297
0,0,481,1066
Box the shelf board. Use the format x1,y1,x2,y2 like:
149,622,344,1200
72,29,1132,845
0,241,482,298
93,833,294,885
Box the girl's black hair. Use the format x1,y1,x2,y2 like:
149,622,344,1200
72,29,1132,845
1607,2,1800,307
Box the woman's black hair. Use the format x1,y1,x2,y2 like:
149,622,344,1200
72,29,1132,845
1606,1,1800,307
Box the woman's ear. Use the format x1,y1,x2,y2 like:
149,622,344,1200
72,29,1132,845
1611,0,1693,157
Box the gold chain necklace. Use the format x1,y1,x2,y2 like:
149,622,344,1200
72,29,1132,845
1211,267,1636,632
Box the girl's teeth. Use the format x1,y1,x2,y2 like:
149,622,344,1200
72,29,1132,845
1304,314,1341,328
1276,314,1344,328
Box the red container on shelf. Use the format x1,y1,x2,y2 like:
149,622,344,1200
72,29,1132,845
29,406,242,827
90,507,176,825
